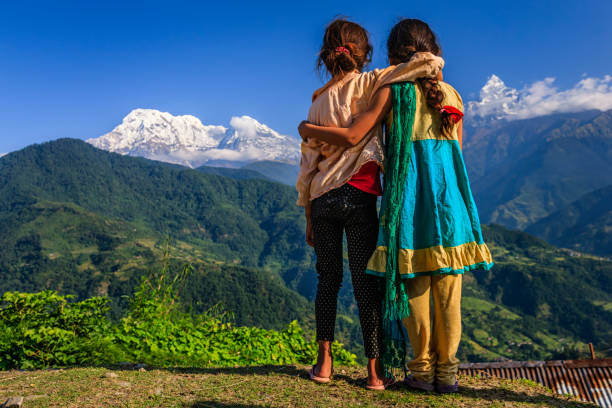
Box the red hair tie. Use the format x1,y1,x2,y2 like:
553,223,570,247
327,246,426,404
440,105,464,123
335,46,350,56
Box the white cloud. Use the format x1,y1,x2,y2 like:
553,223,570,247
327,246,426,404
229,116,263,139
467,74,612,121
197,148,267,162
148,147,270,168
0,153,6,158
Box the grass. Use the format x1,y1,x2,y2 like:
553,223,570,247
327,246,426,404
0,365,596,408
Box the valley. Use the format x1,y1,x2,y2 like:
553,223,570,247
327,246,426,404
1,138,610,362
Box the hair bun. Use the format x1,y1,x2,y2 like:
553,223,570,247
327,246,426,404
317,19,373,77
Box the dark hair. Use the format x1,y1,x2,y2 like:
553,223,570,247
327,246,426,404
387,19,455,137
317,18,373,77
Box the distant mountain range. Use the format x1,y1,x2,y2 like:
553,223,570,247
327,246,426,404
82,107,612,258
464,109,612,233
0,139,610,361
63,104,612,259
87,109,300,169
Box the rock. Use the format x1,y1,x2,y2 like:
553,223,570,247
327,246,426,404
24,395,47,402
3,396,24,408
104,372,118,379
116,381,131,388
134,363,148,370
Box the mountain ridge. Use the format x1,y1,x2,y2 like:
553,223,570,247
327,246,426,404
464,109,612,229
526,184,612,258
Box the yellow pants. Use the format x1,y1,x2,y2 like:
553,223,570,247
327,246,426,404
402,274,462,385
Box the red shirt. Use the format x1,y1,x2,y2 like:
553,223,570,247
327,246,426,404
347,161,382,196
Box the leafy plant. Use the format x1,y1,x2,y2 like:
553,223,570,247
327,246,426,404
0,258,356,370
0,291,112,369
112,257,355,367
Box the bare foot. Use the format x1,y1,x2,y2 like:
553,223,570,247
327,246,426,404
315,340,333,378
367,357,386,386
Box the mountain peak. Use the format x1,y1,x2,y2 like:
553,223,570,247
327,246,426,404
467,74,612,123
466,75,518,123
87,109,299,168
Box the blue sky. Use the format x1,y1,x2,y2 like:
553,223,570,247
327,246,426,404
1,0,611,153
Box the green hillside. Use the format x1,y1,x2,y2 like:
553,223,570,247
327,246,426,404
0,139,316,325
462,225,612,360
0,139,610,362
527,184,612,258
464,110,612,229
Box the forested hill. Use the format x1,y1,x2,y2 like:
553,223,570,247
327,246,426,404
0,138,310,270
0,138,610,362
0,138,317,328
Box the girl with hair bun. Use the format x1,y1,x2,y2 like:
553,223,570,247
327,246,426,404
296,18,443,390
299,18,493,393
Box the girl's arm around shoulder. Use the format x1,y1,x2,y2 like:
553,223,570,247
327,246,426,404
298,86,392,147
370,52,444,97
335,52,443,103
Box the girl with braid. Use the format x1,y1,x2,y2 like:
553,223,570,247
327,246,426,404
296,18,443,390
299,18,493,393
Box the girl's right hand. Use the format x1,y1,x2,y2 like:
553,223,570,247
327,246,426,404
306,218,315,247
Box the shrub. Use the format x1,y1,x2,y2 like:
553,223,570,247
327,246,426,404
0,260,356,369
0,291,112,369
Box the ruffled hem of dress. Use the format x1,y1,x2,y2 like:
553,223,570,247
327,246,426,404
366,241,493,278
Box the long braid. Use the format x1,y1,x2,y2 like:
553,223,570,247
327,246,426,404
417,78,455,136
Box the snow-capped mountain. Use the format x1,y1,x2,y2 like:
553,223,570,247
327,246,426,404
218,116,300,164
87,109,300,168
466,75,518,122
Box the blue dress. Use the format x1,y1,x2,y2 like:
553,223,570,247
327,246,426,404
366,82,493,278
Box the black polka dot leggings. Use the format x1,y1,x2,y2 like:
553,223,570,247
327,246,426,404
311,183,382,359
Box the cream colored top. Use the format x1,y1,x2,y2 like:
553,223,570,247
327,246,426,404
296,52,445,207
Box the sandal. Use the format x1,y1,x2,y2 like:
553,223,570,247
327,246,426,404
308,364,333,384
366,375,396,391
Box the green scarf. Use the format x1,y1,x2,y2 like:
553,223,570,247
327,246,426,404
381,82,417,374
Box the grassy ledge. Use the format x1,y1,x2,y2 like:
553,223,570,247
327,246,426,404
0,365,596,408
